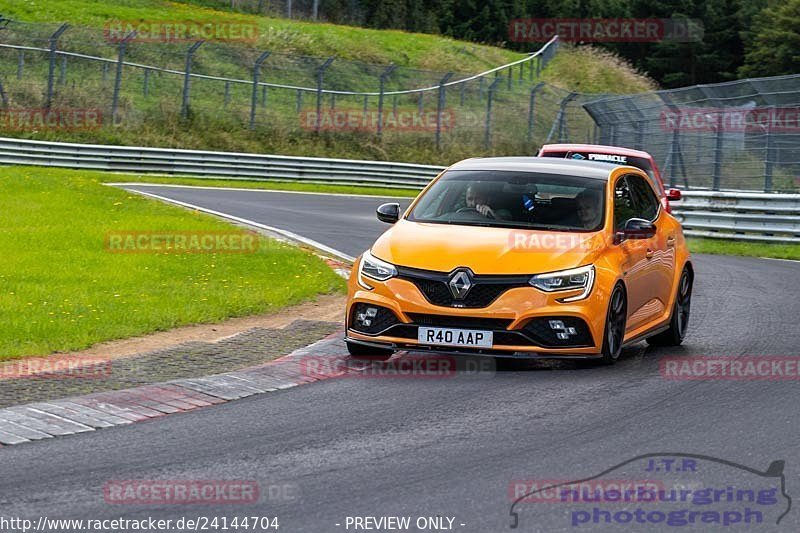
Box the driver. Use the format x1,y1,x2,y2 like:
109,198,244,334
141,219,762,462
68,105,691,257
465,183,510,220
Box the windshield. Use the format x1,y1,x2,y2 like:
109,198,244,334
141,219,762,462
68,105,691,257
408,170,606,232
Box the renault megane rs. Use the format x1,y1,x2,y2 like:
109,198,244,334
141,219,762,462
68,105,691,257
345,157,692,365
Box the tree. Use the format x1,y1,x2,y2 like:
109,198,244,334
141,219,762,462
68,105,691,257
739,0,800,77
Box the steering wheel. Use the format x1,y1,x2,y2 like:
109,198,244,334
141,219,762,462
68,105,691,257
456,206,495,219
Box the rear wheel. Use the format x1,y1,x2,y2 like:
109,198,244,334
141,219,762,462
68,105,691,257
647,267,693,347
346,340,394,361
599,284,627,365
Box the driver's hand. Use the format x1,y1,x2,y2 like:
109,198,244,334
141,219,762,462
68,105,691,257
476,204,496,218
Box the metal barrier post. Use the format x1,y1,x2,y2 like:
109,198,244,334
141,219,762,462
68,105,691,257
17,50,23,80
764,117,775,192
711,115,723,191
314,57,335,134
181,40,204,120
527,82,544,145
484,77,502,149
436,72,454,150
249,51,271,129
112,31,136,125
377,65,395,139
46,23,69,108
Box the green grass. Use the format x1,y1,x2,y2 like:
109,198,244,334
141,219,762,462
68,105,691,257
688,237,800,261
0,0,657,165
0,0,520,71
0,166,345,360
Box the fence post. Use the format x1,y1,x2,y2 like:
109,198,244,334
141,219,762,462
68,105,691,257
296,90,303,113
764,116,775,192
287,0,292,18
249,51,271,129
0,80,8,108
17,50,24,80
181,40,204,120
535,56,542,78
46,23,69,108
377,65,395,139
59,55,67,85
143,68,150,97
224,81,231,108
314,57,335,133
112,31,136,125
435,72,454,150
711,114,723,191
418,92,424,115
484,77,502,149
527,82,544,145
545,92,576,143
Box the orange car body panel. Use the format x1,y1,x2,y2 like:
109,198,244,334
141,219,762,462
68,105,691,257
346,162,691,357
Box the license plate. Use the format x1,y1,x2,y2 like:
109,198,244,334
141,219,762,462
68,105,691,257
418,327,493,348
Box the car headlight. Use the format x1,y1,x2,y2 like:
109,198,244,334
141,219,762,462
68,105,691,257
529,265,595,302
358,251,397,289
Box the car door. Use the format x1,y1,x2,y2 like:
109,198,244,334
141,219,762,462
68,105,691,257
613,175,651,332
627,173,675,326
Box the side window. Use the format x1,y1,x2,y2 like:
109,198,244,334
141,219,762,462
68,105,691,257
613,177,636,230
627,174,660,221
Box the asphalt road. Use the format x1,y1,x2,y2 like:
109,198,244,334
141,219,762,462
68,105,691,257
2,184,799,533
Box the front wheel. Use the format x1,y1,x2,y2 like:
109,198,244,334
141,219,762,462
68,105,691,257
599,284,627,365
346,340,394,361
647,267,693,347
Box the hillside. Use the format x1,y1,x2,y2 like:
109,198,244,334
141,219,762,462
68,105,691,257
0,0,656,165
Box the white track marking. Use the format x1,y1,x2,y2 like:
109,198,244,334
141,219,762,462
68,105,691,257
106,182,412,199
121,187,356,263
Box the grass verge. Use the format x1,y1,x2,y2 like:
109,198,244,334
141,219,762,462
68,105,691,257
0,166,345,360
688,237,800,261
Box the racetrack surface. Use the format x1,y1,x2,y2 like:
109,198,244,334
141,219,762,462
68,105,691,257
2,184,799,532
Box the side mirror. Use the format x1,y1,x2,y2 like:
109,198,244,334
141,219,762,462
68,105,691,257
376,202,400,224
616,218,656,243
666,188,682,201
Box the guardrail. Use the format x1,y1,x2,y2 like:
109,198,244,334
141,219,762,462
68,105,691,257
1,136,798,244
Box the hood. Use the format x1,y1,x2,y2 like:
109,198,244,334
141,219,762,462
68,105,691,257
370,220,606,275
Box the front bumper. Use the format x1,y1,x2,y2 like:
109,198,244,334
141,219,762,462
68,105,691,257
346,266,612,358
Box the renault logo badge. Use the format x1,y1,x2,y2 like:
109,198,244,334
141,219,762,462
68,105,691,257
448,269,473,300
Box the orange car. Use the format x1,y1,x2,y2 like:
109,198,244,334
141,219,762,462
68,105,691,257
345,157,693,364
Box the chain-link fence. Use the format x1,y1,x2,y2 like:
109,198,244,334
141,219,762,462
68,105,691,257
0,20,577,157
583,76,800,192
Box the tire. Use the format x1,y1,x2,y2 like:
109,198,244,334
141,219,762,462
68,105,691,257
647,267,693,347
346,340,394,361
599,283,627,365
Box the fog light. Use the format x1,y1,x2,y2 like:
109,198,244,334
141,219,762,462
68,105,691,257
356,306,379,326
549,320,579,341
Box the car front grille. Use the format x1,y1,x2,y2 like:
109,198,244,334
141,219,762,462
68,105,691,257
396,266,530,308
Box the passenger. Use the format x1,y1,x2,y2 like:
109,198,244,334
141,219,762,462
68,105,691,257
575,189,603,229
